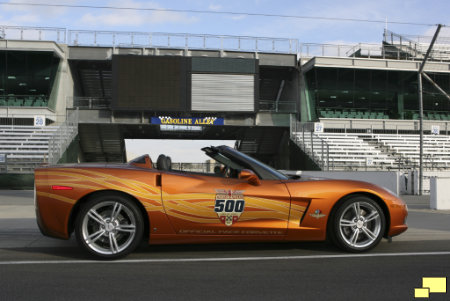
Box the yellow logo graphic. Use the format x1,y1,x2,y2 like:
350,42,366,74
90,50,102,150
414,277,447,299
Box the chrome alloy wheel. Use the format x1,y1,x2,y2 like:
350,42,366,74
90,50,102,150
338,201,382,249
81,201,137,256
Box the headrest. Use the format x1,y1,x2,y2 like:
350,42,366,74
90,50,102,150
157,154,168,170
165,156,172,170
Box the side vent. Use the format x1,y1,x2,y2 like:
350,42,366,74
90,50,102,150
156,174,162,187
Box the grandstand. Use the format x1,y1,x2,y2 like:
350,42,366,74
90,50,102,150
0,24,449,193
291,129,450,171
0,111,78,173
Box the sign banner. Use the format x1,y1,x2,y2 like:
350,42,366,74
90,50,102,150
314,122,324,133
431,125,440,135
151,116,224,126
34,115,46,127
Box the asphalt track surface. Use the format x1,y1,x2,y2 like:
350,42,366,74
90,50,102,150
0,190,449,301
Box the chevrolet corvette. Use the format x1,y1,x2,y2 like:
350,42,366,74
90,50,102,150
34,145,408,259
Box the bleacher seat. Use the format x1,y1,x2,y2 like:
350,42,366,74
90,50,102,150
291,131,450,171
0,125,65,173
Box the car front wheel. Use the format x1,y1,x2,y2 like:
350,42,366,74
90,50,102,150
75,193,144,259
329,195,386,252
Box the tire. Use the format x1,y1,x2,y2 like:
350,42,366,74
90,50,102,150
75,193,144,259
329,195,385,252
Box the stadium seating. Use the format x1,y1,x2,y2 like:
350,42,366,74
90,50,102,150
318,109,389,119
293,132,395,170
0,95,48,107
291,131,450,170
318,109,450,120
0,126,61,173
368,134,450,169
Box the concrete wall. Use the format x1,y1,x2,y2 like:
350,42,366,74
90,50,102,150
430,177,450,210
411,171,450,195
297,171,400,195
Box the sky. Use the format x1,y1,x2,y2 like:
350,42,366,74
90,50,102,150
1,0,449,162
0,0,449,44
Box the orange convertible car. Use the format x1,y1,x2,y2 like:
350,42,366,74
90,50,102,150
35,145,407,259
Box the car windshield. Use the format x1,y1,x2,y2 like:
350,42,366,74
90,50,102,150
203,145,288,180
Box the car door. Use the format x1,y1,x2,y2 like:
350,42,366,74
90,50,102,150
160,171,291,236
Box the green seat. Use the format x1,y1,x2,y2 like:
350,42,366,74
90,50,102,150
24,98,33,106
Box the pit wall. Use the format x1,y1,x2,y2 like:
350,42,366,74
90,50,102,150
409,171,450,195
430,178,450,210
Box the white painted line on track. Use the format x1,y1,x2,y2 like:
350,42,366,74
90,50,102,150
1,251,450,265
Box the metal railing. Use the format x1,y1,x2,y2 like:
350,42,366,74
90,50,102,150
0,25,66,43
290,117,330,170
258,100,297,112
68,30,299,53
48,109,79,165
67,96,111,109
298,42,433,60
2,24,450,61
383,30,450,61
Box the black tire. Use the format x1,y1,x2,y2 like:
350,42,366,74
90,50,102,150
329,195,385,252
75,193,144,259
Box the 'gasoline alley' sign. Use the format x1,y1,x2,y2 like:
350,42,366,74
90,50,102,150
151,116,224,126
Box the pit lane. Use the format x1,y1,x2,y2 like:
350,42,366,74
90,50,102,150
0,191,449,300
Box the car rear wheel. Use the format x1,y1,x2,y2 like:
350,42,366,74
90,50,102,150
329,195,385,252
75,193,144,259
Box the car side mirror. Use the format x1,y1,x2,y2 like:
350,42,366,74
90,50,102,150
239,169,261,186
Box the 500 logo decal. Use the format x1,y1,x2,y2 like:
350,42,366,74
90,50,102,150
215,190,245,226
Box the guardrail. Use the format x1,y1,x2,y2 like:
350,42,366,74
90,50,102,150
66,96,111,109
0,25,66,43
68,30,299,53
290,117,330,170
258,100,296,112
2,25,450,61
48,109,79,165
